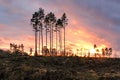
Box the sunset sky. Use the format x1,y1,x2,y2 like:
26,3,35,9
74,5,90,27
0,0,120,57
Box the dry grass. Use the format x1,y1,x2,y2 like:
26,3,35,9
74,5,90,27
0,50,120,80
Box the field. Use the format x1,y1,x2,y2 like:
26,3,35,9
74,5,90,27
0,50,120,80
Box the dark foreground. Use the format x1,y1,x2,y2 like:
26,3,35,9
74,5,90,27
0,52,120,80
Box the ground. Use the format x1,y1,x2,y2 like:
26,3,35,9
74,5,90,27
0,50,120,80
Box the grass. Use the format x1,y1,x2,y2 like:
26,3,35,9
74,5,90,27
0,50,120,80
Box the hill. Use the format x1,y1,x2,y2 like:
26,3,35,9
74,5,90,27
0,51,120,80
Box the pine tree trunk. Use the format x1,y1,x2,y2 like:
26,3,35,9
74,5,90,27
41,26,43,54
61,29,62,54
56,30,58,54
50,25,52,54
46,28,47,48
59,30,60,54
59,29,62,54
51,26,53,51
39,30,40,55
52,25,53,51
64,27,65,56
35,30,37,56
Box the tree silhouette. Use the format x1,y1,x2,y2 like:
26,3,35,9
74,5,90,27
94,44,97,49
44,13,50,50
9,43,24,54
102,48,105,57
104,48,112,56
31,8,44,56
54,24,59,54
46,12,56,54
105,48,108,55
108,48,112,56
31,11,39,56
31,8,68,56
61,13,68,55
30,48,33,55
21,44,24,53
56,19,63,54
38,8,45,55
51,13,56,54
10,43,12,51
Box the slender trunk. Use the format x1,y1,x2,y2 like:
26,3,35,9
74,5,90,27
61,29,62,54
50,24,52,53
39,30,40,55
59,29,62,54
46,27,47,48
41,26,43,54
51,25,53,50
56,30,57,53
46,27,48,56
35,30,37,56
59,30,60,54
64,27,65,55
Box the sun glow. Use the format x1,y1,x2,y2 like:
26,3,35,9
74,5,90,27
66,44,110,57
90,49,96,54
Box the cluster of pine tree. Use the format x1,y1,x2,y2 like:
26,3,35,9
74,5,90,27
31,8,68,56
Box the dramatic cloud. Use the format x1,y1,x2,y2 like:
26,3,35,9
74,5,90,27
0,0,120,57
